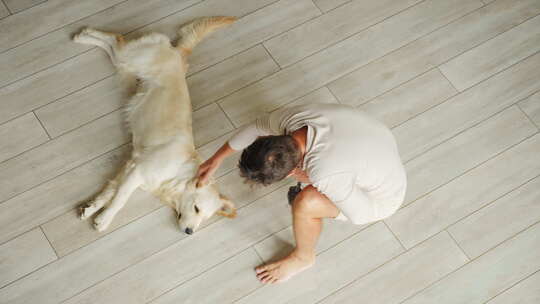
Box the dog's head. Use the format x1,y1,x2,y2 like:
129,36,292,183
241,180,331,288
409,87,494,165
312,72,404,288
174,180,236,235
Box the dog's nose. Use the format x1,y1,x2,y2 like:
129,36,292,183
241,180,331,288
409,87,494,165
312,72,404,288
185,228,193,235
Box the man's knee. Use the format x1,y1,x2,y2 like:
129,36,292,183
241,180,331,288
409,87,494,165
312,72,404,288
292,186,324,216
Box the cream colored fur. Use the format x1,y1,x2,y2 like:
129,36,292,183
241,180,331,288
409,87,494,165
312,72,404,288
73,17,237,233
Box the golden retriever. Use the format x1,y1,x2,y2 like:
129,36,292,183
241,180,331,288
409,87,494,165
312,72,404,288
74,17,237,234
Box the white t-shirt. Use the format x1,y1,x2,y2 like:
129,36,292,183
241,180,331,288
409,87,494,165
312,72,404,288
229,104,407,225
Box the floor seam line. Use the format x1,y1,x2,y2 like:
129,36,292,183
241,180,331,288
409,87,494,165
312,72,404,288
517,102,540,130
437,67,460,92
39,226,59,259
32,111,52,140
445,229,472,261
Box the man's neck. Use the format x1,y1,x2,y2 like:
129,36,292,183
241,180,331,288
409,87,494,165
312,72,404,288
291,126,307,155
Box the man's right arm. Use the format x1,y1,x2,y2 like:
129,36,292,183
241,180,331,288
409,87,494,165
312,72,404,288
196,141,235,187
196,113,279,186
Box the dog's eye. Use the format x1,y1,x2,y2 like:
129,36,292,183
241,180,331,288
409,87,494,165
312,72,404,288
194,205,200,213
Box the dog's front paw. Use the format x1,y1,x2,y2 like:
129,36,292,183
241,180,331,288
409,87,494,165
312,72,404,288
93,212,112,232
79,203,98,220
72,28,96,44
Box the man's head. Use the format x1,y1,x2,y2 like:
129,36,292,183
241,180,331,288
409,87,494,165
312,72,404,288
238,135,301,186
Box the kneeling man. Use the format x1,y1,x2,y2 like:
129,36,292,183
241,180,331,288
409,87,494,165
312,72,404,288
197,104,407,284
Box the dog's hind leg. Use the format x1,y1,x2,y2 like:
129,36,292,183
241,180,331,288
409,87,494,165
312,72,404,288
73,28,125,65
73,28,138,94
93,166,143,231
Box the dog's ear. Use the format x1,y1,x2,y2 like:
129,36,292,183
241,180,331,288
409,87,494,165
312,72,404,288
216,194,236,219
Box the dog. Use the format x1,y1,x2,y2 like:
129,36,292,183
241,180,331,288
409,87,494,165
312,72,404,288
73,16,237,234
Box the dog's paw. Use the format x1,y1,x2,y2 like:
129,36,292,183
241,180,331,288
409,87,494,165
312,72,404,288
73,28,97,44
79,203,98,220
93,212,112,232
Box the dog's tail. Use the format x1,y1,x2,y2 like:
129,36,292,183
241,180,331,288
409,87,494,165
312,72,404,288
176,16,237,56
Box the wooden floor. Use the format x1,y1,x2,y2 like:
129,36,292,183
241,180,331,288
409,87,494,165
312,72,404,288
1,0,540,303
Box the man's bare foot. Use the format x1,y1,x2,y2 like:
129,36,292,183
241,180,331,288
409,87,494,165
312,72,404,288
255,251,315,284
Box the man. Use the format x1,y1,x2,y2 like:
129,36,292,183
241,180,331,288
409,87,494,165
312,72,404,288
197,104,407,284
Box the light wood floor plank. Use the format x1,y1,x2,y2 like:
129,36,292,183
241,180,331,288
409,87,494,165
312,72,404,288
34,75,123,138
219,0,483,126
61,187,293,304
236,222,403,304
486,270,540,304
0,0,200,87
448,176,540,258
3,0,46,13
0,228,56,288
318,232,468,304
313,0,351,13
359,68,457,128
0,0,126,53
264,0,423,67
192,103,234,147
328,0,540,106
519,91,540,128
0,146,129,244
403,106,537,207
0,110,128,203
284,87,338,108
188,45,279,110
386,133,540,249
440,14,540,91
0,49,115,124
151,248,262,304
394,51,540,162
0,112,49,162
402,222,540,304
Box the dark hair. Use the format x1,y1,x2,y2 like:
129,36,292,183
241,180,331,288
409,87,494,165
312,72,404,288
238,135,301,186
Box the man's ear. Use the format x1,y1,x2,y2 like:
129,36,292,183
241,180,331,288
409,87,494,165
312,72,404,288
216,194,236,219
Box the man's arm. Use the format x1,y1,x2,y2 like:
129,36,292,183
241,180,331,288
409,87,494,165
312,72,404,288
196,142,235,187
196,112,282,186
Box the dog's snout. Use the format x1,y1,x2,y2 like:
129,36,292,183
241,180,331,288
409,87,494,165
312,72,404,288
185,228,193,235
